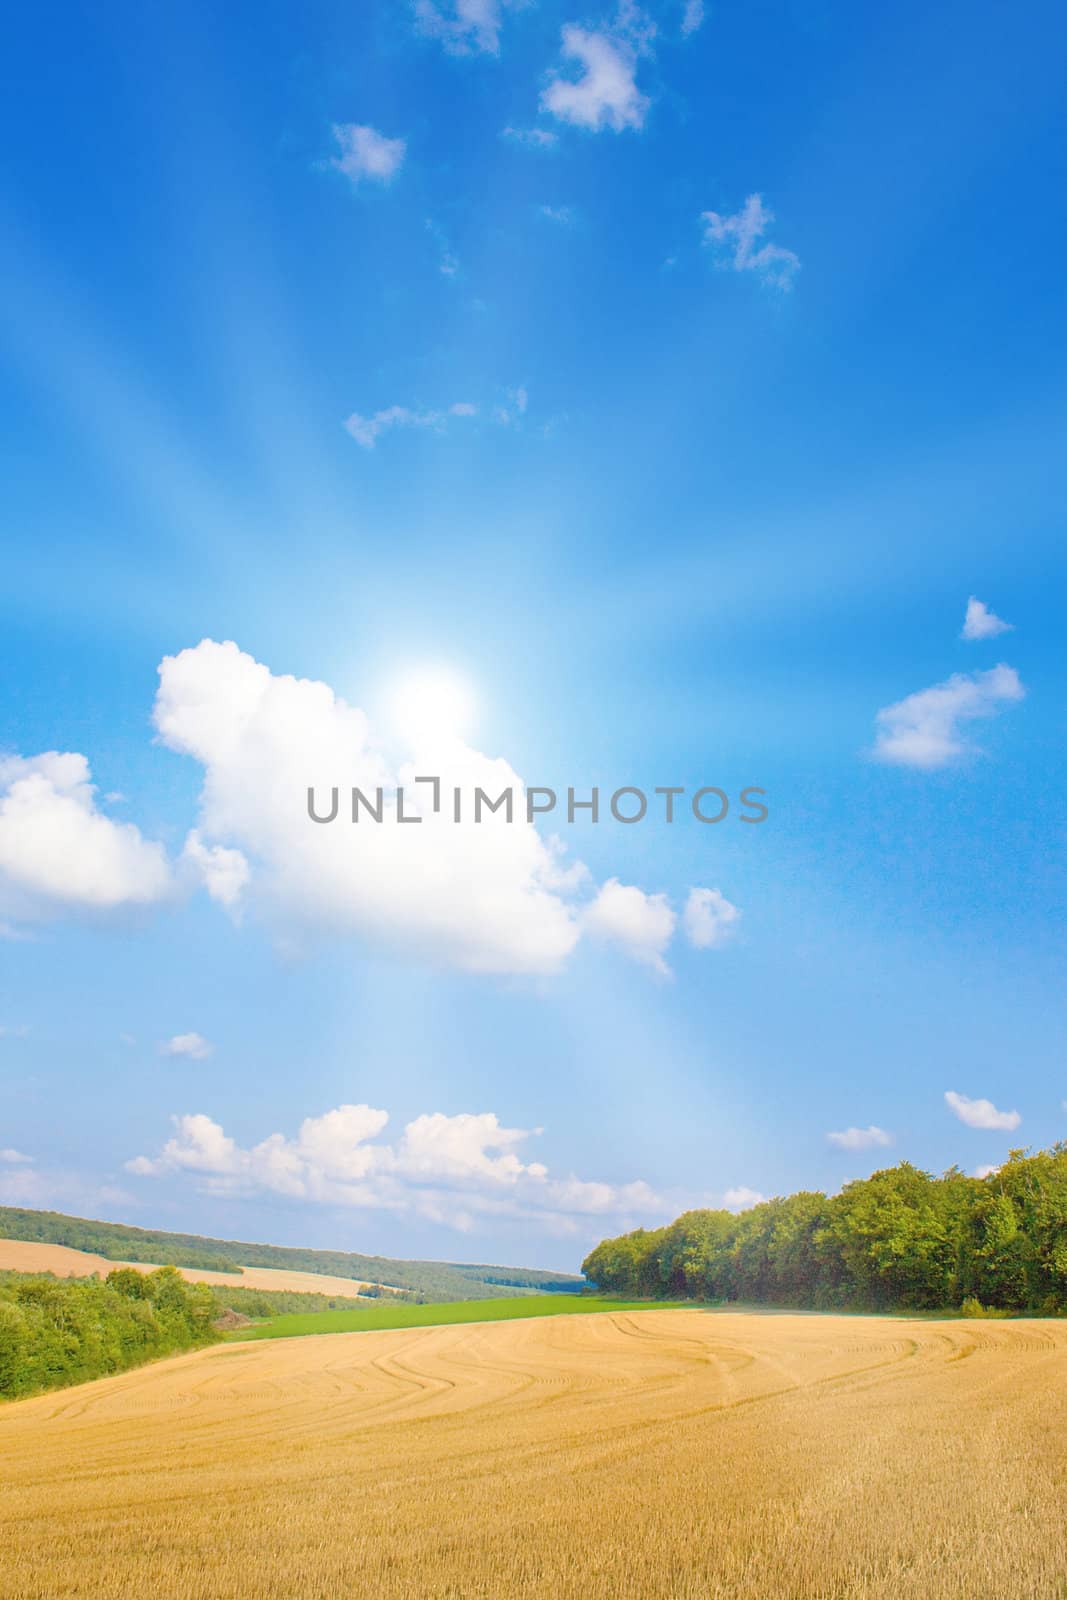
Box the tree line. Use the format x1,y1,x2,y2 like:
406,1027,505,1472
582,1147,1067,1313
0,1267,219,1400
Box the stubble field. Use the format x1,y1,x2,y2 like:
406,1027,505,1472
1,1308,1065,1600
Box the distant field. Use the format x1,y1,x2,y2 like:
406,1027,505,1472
3,1309,1066,1598
0,1240,380,1299
233,1293,650,1339
0,1205,584,1301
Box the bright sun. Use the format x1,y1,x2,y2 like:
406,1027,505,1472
387,666,477,747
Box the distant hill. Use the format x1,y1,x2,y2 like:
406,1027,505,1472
0,1206,585,1302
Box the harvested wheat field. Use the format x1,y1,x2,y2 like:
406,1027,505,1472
2,1308,1066,1600
0,1239,380,1298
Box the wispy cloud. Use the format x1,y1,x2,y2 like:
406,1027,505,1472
680,0,705,35
502,126,559,149
872,663,1025,768
160,1032,214,1061
426,218,459,277
0,1148,33,1165
539,204,575,224
945,1090,1021,1132
701,194,800,290
826,1125,893,1151
493,385,529,424
330,123,406,186
414,0,518,55
343,402,478,449
961,595,1013,641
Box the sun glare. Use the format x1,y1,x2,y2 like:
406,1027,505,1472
387,666,477,747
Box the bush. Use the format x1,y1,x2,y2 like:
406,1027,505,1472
0,1267,220,1401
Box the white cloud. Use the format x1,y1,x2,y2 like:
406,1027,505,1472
683,887,740,949
826,1125,893,1151
0,1148,32,1164
681,0,704,35
583,877,676,974
502,126,559,148
974,1163,1001,1179
343,402,477,449
181,829,249,911
701,194,800,290
961,596,1013,641
330,123,406,186
161,1032,214,1061
541,23,650,133
414,0,519,54
0,751,172,926
127,1103,664,1234
153,641,587,976
722,1186,765,1211
539,204,574,224
944,1090,1020,1132
872,663,1024,769
0,1025,29,1039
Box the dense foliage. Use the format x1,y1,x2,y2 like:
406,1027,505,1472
0,1267,219,1399
0,1206,585,1301
583,1149,1067,1313
0,1206,240,1273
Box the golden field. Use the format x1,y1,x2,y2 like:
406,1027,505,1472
0,1239,380,1298
2,1308,1066,1599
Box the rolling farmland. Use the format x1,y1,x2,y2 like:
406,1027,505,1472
0,1239,383,1299
2,1308,1066,1599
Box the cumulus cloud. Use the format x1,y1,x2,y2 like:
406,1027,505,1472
127,1103,663,1234
961,596,1013,641
0,752,172,927
152,640,591,975
160,1032,214,1061
181,829,249,911
583,878,676,974
683,887,740,949
945,1090,1020,1132
722,1186,766,1211
826,1125,893,1151
343,402,477,449
330,123,406,186
541,22,650,133
414,0,519,54
872,664,1024,769
974,1163,1001,1179
701,194,800,290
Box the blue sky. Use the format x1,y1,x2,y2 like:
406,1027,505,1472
1,0,1065,1270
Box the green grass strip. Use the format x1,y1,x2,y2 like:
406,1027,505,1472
231,1294,667,1341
